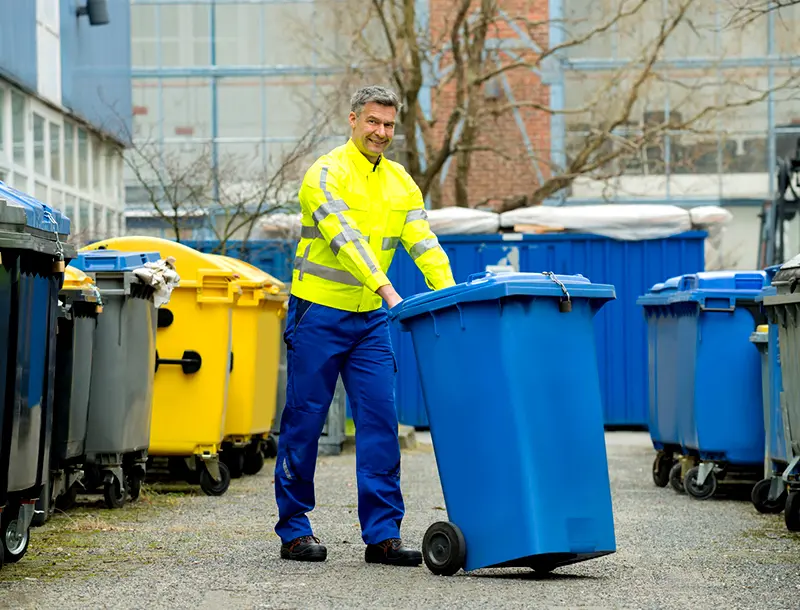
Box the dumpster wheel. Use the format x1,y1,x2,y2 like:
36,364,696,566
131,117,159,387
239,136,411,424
684,466,717,500
422,522,466,576
751,478,786,514
200,462,231,496
669,462,685,494
652,453,673,488
785,491,800,532
2,508,30,564
103,475,128,509
243,450,265,476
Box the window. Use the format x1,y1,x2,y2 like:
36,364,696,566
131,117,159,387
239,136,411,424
0,169,6,182
79,199,91,236
51,189,63,213
105,208,115,237
0,88,5,153
65,194,76,223
78,128,88,189
94,204,104,236
35,181,47,202
64,122,75,186
106,147,115,196
33,114,46,175
50,122,61,181
92,137,102,191
11,91,26,166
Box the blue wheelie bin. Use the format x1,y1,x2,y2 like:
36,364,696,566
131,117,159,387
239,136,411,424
637,276,684,489
392,271,617,576
666,270,768,501
0,182,75,568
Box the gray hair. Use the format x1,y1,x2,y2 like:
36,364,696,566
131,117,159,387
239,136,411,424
350,86,402,116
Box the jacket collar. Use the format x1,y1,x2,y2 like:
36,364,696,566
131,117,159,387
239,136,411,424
346,138,382,175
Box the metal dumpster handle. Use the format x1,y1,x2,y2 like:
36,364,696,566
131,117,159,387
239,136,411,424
155,350,202,374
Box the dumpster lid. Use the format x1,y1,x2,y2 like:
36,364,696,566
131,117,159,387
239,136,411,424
636,275,682,306
0,180,71,235
667,270,767,306
70,250,162,272
392,271,615,322
218,255,286,294
62,266,95,290
773,253,800,286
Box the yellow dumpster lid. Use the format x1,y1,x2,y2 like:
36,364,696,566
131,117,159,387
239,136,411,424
218,255,286,295
82,236,242,303
756,324,769,333
63,266,95,291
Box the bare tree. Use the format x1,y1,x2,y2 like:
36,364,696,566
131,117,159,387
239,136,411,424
305,0,800,211
723,0,800,26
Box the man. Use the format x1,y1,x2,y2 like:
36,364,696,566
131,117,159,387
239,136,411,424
275,85,456,566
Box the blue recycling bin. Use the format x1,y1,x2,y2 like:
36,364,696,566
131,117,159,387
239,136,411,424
637,276,684,487
664,270,768,500
392,271,617,576
0,181,75,568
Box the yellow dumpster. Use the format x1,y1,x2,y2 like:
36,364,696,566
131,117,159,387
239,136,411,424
209,254,288,477
82,236,241,496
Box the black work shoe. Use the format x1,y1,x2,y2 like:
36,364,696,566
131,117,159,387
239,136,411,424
280,535,327,562
365,538,422,566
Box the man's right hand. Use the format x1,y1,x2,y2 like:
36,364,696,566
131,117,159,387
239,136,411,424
377,284,403,309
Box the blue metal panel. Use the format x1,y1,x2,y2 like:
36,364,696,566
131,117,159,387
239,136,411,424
387,232,707,428
184,239,296,282
60,0,132,142
0,0,37,91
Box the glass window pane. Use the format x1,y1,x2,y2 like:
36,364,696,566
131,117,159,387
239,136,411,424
162,78,211,139
78,128,88,189
64,123,75,186
79,199,91,236
0,169,6,182
106,147,115,196
65,194,76,226
218,78,263,137
94,204,103,236
33,114,46,175
93,137,102,191
105,208,114,237
11,90,26,166
132,80,160,138
50,122,61,181
51,189,63,213
0,88,5,153
35,181,47,202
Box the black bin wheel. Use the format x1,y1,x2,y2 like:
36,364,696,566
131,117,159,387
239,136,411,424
127,470,143,502
669,462,685,494
243,450,265,476
684,466,717,500
2,506,31,564
785,491,800,532
200,462,231,497
751,478,786,514
652,453,673,488
103,476,127,509
422,521,466,576
263,435,278,459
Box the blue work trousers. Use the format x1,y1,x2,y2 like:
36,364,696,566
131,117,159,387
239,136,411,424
274,295,404,544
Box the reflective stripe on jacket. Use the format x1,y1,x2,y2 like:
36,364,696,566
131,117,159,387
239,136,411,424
291,138,456,312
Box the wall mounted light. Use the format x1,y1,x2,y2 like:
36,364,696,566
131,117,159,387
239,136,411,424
76,0,110,26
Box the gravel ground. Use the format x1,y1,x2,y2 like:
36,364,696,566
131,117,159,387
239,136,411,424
1,431,799,609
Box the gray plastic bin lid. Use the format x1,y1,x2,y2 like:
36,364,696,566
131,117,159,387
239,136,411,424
0,180,71,235
636,275,682,307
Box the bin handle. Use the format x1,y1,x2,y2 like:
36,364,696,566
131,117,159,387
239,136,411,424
155,350,202,374
467,271,494,284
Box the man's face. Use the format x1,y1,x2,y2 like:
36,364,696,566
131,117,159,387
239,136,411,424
349,102,396,162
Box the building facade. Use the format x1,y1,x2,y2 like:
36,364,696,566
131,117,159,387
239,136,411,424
0,0,132,245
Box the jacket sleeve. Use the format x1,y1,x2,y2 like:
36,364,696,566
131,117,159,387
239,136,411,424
299,162,390,293
399,180,456,291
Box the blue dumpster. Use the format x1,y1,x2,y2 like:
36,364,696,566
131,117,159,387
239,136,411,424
0,181,74,567
637,276,684,488
392,271,617,576
665,270,768,501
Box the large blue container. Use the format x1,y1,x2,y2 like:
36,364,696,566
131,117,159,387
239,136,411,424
637,276,684,455
392,271,617,575
388,232,706,428
669,271,767,465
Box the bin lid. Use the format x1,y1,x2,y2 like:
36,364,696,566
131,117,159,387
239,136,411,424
636,275,682,306
218,255,286,294
70,250,162,272
62,266,94,290
391,271,615,323
0,180,71,235
668,270,767,305
772,253,800,287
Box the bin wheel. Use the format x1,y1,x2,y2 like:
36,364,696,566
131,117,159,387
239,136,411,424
684,467,717,500
56,484,78,511
223,451,245,479
669,462,685,494
200,462,231,497
263,435,278,459
422,522,466,576
127,471,143,502
103,476,127,509
751,478,786,514
785,491,800,532
243,451,265,476
2,508,30,564
652,453,673,488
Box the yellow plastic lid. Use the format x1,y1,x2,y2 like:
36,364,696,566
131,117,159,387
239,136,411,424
756,324,769,333
218,255,286,294
62,266,95,291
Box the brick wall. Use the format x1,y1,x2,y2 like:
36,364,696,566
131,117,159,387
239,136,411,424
427,0,551,208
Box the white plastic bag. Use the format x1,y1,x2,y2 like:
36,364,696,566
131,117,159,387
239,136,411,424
426,207,500,235
132,256,181,308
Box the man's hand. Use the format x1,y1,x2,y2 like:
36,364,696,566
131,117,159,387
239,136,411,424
377,284,403,309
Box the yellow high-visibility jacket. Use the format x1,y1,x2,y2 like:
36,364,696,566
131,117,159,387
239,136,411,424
291,138,456,312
